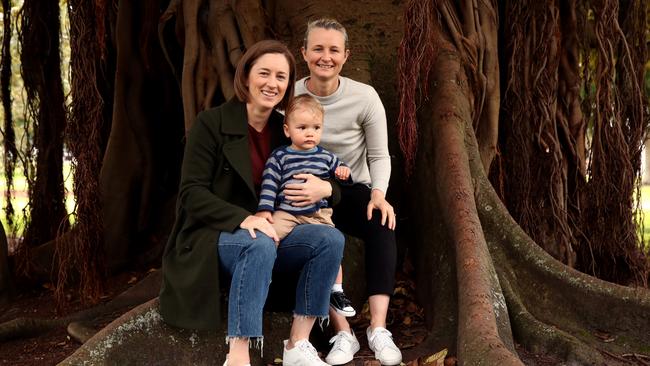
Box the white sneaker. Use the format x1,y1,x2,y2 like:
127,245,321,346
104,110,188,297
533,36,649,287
366,327,402,365
222,359,250,366
283,339,329,366
325,330,361,365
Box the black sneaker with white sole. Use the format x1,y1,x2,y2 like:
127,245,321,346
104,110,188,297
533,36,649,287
330,291,356,317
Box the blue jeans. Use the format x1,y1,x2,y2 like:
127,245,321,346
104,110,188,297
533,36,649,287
218,224,344,339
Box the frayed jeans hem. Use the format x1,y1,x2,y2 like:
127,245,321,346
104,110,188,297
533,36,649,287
225,336,265,357
292,313,330,331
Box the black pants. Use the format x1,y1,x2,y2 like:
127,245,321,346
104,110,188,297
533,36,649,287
332,184,397,297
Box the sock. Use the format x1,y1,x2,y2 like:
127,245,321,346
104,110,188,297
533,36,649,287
331,283,343,293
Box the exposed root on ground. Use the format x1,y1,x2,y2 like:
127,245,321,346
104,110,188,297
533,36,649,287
0,270,161,343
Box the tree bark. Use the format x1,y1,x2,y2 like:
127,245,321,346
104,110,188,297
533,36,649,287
0,223,12,305
408,44,522,365
100,0,184,270
401,1,650,363
406,46,650,365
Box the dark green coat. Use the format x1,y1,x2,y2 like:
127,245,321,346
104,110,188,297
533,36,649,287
158,99,289,330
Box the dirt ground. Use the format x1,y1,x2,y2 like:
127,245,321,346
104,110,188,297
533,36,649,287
0,265,561,366
0,269,437,366
0,270,154,365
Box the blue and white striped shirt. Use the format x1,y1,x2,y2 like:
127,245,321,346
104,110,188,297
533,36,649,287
257,146,347,215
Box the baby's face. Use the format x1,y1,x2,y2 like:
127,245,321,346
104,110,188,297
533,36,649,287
284,107,323,151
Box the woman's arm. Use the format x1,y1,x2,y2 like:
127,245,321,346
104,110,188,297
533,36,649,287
363,88,396,230
282,174,341,207
363,88,391,194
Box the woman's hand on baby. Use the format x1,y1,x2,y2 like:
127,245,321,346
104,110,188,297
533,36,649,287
367,189,396,230
334,166,351,181
240,215,279,243
283,173,332,206
255,210,274,223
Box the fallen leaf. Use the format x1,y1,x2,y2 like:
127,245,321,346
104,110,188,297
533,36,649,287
403,316,412,325
422,348,448,366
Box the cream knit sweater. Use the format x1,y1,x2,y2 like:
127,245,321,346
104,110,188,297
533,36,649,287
295,76,391,194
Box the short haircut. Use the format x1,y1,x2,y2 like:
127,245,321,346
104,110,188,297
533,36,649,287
303,18,349,49
285,94,324,124
234,40,296,110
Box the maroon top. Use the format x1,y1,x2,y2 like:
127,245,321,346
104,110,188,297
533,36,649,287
248,123,272,195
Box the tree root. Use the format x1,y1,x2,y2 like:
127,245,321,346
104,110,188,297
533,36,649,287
427,47,523,366
167,0,268,131
500,274,609,365
404,44,650,364
180,0,200,131
0,317,66,342
468,113,650,361
232,0,267,46
0,270,161,343
67,321,97,344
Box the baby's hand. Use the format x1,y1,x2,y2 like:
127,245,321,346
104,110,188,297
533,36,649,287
335,166,351,181
255,211,274,223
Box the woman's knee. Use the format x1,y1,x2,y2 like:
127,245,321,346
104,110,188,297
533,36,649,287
246,235,277,262
317,226,345,256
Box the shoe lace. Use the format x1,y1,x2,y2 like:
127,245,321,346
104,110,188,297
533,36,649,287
370,329,396,351
298,340,322,361
333,292,352,309
328,332,351,352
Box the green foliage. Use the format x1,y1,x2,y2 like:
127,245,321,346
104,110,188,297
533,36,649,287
0,162,75,236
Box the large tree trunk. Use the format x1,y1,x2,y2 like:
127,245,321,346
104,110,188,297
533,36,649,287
400,1,650,364
100,0,184,269
405,43,650,366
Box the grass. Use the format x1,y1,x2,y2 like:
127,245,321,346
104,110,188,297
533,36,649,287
637,185,650,249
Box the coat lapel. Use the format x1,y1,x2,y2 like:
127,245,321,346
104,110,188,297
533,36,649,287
220,99,288,200
220,100,256,199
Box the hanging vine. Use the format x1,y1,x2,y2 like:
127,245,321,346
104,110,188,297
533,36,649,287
397,0,436,174
578,0,649,285
15,0,68,277
0,0,17,232
55,0,109,303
